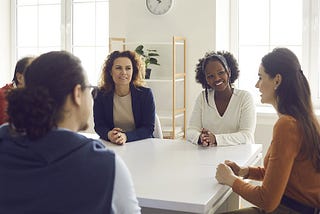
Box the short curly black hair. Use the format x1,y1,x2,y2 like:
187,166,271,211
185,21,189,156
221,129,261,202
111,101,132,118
195,51,240,89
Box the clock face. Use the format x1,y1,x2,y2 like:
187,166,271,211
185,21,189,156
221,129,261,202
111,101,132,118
146,0,173,15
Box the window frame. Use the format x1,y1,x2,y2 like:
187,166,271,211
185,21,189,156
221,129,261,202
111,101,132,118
12,0,109,85
219,0,320,109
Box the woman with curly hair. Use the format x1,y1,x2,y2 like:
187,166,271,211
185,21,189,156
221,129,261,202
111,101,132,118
0,51,141,213
93,50,155,145
187,51,256,146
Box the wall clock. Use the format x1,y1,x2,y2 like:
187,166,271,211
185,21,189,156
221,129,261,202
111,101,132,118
146,0,174,15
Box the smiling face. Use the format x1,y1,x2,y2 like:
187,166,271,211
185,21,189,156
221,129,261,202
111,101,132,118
111,57,133,86
255,65,278,106
205,60,231,92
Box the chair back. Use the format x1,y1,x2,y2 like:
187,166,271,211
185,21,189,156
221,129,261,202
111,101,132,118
153,114,163,139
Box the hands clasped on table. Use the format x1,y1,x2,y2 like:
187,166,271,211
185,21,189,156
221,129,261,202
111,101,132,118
199,128,217,147
108,128,127,145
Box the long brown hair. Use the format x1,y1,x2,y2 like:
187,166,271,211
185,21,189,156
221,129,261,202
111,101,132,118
261,48,320,171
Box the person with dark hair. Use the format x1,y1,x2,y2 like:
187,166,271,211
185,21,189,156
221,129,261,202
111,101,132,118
0,56,34,125
187,51,256,146
0,51,141,213
93,50,155,145
216,48,320,213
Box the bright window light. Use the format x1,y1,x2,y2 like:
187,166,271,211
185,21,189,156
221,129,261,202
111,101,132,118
15,0,109,85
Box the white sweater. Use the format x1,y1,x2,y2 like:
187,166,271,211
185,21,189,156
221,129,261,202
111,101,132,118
187,89,256,146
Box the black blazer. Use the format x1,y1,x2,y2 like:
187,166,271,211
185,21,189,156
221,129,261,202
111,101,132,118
93,85,155,142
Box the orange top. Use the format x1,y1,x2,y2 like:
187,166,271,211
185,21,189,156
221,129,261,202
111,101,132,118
232,115,320,212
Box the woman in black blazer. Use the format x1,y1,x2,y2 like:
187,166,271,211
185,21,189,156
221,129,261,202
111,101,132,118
93,50,155,144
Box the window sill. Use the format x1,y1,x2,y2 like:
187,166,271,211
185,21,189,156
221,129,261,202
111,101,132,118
256,105,278,125
256,105,320,125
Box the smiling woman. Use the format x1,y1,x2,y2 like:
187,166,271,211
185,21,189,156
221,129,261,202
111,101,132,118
216,48,320,214
93,50,156,144
187,50,256,147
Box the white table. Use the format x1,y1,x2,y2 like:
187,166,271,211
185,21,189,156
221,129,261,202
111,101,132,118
98,138,262,214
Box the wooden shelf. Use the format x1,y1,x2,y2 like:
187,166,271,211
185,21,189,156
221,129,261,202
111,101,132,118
162,126,184,139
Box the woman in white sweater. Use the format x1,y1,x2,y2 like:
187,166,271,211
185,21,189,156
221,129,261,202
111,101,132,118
187,51,256,146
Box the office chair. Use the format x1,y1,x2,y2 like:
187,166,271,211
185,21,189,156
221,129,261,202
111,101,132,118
153,114,163,139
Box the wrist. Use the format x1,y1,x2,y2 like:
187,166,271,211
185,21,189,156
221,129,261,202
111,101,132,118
107,130,114,142
239,167,249,178
227,175,238,187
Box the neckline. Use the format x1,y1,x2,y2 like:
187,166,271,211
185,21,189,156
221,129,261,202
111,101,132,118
212,89,235,118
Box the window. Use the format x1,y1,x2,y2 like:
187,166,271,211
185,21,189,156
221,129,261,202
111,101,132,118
72,0,109,84
14,0,109,85
216,0,320,107
16,0,61,56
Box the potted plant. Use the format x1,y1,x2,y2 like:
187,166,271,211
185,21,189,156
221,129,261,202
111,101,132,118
135,45,160,79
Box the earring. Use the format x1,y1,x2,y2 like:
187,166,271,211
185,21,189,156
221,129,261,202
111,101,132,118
274,86,277,90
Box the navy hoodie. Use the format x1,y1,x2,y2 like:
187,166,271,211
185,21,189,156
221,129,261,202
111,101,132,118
0,125,115,214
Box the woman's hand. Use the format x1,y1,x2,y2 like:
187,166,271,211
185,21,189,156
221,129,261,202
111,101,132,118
215,163,238,187
108,128,127,145
225,160,249,178
199,128,216,147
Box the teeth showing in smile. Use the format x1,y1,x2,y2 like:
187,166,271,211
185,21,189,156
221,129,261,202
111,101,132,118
215,81,223,86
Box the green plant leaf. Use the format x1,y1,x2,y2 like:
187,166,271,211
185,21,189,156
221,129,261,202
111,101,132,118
149,58,160,65
135,44,160,68
135,45,144,51
135,45,145,56
148,53,160,57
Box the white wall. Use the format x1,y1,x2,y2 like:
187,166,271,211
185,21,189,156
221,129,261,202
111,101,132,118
0,0,11,86
109,0,216,118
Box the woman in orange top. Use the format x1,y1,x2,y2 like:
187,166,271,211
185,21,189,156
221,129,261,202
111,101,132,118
216,48,320,213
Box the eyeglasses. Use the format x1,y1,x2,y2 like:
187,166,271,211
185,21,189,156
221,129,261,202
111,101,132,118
85,85,99,99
